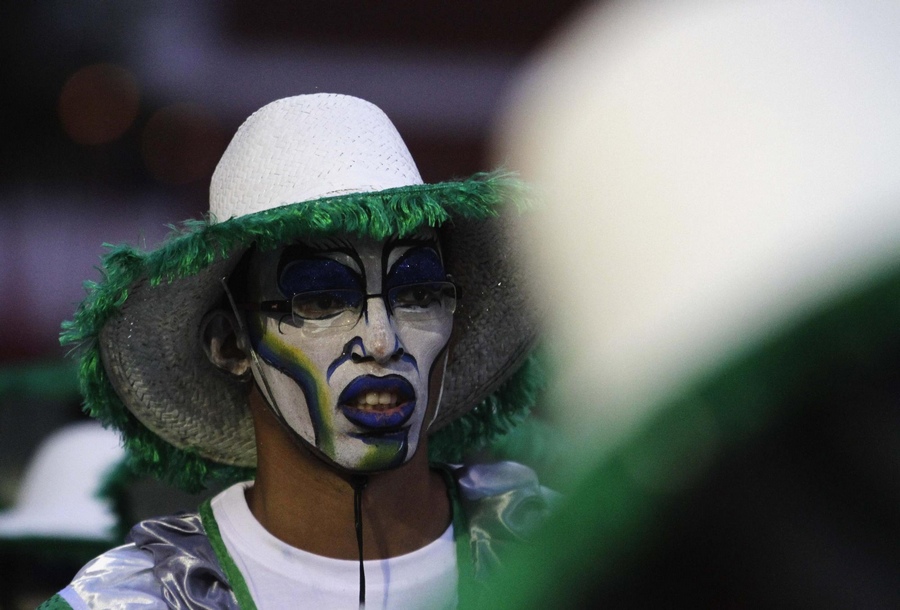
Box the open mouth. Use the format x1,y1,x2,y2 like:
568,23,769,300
338,375,416,430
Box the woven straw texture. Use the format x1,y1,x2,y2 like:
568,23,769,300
211,95,423,221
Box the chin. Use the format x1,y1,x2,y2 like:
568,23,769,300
325,428,419,473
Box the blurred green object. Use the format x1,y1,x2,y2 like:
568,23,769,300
465,256,900,608
485,416,573,491
0,360,79,401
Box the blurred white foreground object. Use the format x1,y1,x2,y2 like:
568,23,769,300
496,0,900,452
0,421,125,541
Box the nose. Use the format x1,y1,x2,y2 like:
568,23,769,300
353,296,404,364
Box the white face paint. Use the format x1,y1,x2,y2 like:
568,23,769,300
244,233,454,472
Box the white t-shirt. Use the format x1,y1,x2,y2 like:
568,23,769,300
210,482,458,610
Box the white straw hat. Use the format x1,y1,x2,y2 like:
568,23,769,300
64,94,541,491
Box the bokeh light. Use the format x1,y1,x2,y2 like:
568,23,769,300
58,63,140,145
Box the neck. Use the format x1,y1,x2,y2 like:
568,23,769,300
245,390,451,560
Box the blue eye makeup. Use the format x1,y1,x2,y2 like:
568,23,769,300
387,247,445,288
279,258,362,295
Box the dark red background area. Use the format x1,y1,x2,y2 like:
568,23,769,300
0,0,586,363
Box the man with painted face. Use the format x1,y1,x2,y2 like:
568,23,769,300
233,233,454,473
44,94,548,609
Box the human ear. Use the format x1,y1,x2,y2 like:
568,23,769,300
200,309,251,378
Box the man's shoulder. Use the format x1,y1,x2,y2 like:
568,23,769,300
449,460,559,513
45,510,241,610
449,461,559,546
445,460,559,580
126,510,206,548
45,541,165,609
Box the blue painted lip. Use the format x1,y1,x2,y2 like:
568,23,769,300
349,429,409,445
338,375,417,430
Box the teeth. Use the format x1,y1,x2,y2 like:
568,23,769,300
356,391,398,409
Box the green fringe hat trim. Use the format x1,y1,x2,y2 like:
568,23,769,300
429,350,546,464
61,172,542,491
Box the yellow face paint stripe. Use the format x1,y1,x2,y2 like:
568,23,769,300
263,329,335,455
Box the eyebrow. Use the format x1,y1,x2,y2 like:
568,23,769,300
305,236,354,252
385,233,438,249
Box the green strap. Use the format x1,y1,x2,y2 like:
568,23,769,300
199,498,259,610
36,593,74,610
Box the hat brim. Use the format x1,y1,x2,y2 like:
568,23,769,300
63,173,543,491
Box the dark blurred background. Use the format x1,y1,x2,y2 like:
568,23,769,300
0,0,589,365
